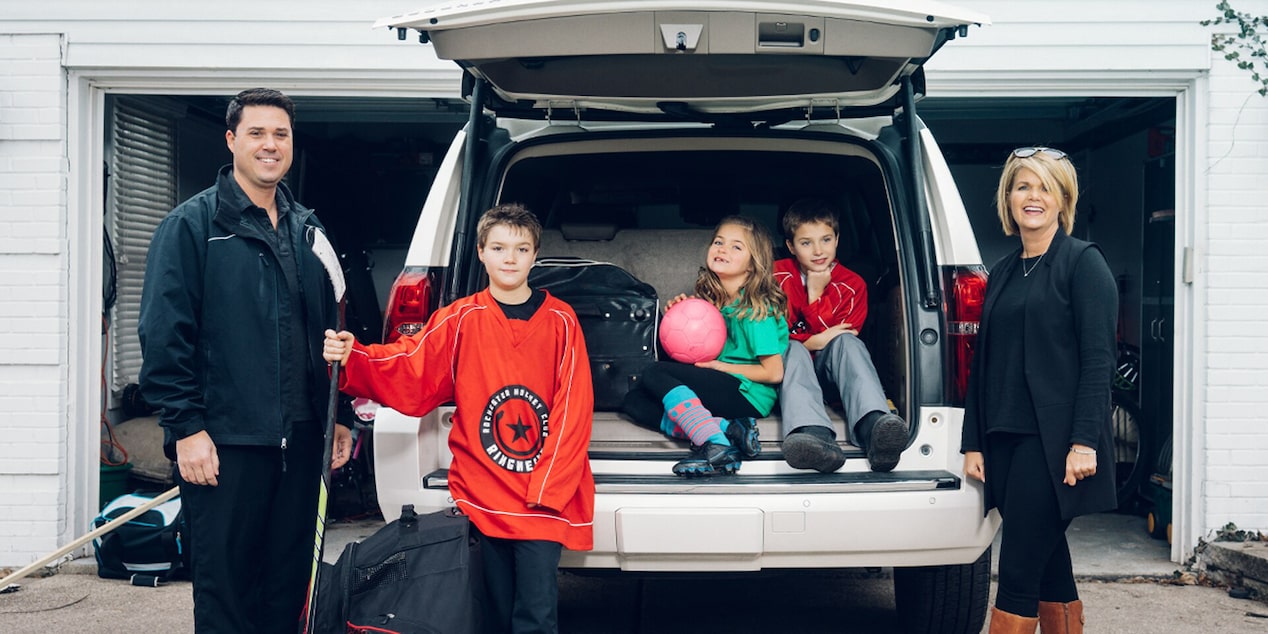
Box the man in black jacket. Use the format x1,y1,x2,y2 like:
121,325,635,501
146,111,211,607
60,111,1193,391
138,88,352,633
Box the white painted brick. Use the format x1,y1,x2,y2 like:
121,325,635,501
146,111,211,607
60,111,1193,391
1204,353,1268,370
1205,496,1268,515
0,536,59,561
0,124,63,140
1203,419,1268,436
7,156,64,173
1206,369,1268,387
1230,450,1268,465
0,301,58,318
10,189,62,207
10,91,57,108
0,75,60,93
1205,481,1231,498
0,284,61,301
1207,465,1268,483
0,46,59,62
1203,518,1268,536
1228,483,1268,498
0,473,60,493
1209,289,1268,305
1207,434,1268,450
0,504,60,522
1207,338,1268,354
0,349,60,365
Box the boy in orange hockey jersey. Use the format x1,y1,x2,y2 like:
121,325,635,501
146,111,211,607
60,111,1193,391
322,204,594,633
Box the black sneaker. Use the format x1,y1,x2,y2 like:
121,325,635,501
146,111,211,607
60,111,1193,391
866,414,908,473
672,442,742,477
782,428,846,473
725,417,761,459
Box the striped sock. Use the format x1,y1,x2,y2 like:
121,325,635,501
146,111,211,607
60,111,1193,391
662,386,729,447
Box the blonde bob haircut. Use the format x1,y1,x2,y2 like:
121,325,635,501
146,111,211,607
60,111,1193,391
995,150,1079,236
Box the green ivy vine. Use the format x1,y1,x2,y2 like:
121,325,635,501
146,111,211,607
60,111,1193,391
1203,1,1268,96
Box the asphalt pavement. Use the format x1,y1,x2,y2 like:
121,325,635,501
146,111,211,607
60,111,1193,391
2,513,1265,633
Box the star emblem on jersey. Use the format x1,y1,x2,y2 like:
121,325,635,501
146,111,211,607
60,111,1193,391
480,385,549,472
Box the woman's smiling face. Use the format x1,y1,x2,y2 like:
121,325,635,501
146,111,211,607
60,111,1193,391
1009,166,1063,238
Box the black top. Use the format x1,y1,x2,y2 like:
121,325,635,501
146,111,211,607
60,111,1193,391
981,256,1041,435
496,288,546,321
242,193,316,425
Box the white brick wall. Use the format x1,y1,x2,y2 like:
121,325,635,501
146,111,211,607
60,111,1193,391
0,33,66,565
1202,41,1268,536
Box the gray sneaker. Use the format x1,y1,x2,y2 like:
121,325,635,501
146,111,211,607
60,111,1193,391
866,414,908,473
782,428,846,473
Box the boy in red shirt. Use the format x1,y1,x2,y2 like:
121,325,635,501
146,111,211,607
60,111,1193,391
322,204,594,633
774,198,909,472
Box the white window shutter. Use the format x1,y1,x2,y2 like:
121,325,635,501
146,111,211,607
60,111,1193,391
109,98,176,392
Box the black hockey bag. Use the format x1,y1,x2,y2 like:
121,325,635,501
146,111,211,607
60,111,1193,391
93,491,187,585
529,257,658,410
310,505,482,634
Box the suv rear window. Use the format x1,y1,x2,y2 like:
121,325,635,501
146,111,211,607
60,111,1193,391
498,147,898,285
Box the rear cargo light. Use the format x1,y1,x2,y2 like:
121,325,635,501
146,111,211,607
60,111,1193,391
944,265,987,406
383,266,441,343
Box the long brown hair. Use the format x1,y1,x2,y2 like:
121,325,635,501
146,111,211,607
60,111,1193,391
694,216,786,321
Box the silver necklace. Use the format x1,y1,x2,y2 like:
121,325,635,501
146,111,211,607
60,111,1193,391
1022,252,1045,277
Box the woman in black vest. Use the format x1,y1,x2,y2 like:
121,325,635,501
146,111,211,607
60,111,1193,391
962,148,1117,634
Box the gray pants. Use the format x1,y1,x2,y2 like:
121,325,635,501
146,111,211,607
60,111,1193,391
779,335,889,446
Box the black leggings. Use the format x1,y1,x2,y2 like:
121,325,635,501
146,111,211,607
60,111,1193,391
989,432,1079,617
622,361,761,431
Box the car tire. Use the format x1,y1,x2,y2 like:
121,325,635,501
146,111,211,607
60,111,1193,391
893,546,990,634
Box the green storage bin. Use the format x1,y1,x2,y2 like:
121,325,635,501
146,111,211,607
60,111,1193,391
100,462,133,509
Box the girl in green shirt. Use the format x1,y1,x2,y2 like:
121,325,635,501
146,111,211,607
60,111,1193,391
621,216,789,476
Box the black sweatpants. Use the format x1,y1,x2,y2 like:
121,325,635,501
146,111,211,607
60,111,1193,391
988,432,1079,617
477,528,564,634
621,361,761,430
177,423,323,633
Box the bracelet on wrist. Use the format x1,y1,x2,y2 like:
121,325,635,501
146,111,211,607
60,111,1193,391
1069,446,1095,455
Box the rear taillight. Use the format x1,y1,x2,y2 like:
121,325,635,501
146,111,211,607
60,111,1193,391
944,266,987,406
383,267,441,343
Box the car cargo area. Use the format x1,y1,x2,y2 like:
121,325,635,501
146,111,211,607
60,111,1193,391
490,135,912,469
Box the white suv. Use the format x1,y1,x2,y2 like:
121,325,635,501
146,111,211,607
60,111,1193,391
371,1,997,631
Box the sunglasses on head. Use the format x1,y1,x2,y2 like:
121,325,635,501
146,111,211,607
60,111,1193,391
1012,147,1068,160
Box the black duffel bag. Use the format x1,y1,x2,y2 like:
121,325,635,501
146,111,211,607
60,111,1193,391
310,505,482,634
530,256,658,410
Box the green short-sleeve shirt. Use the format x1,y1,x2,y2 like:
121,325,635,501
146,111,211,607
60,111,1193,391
718,301,789,416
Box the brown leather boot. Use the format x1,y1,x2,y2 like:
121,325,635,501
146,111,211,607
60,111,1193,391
989,606,1039,634
1037,600,1084,634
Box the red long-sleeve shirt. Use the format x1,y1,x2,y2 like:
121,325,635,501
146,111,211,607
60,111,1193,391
339,289,594,550
773,258,868,342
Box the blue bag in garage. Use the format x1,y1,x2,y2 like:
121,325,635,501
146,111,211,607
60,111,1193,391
93,491,187,586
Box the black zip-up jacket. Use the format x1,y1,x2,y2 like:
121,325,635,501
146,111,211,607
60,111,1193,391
961,229,1118,520
139,165,347,456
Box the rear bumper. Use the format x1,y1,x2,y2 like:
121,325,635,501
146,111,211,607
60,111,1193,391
374,406,1000,572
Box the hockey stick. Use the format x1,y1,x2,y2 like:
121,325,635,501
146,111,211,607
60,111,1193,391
302,229,347,633
0,485,179,591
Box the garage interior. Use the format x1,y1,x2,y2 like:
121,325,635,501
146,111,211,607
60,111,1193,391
99,93,1178,538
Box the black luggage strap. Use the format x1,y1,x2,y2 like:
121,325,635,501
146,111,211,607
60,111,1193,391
129,574,166,587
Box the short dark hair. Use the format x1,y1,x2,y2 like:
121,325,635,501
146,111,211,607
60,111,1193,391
781,198,841,240
226,88,296,132
476,203,542,250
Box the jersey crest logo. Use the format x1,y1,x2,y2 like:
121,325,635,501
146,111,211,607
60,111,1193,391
480,385,549,472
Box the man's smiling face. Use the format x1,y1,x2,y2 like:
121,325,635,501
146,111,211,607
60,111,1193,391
226,104,293,195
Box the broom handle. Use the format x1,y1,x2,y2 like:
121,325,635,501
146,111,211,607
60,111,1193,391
0,485,179,589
